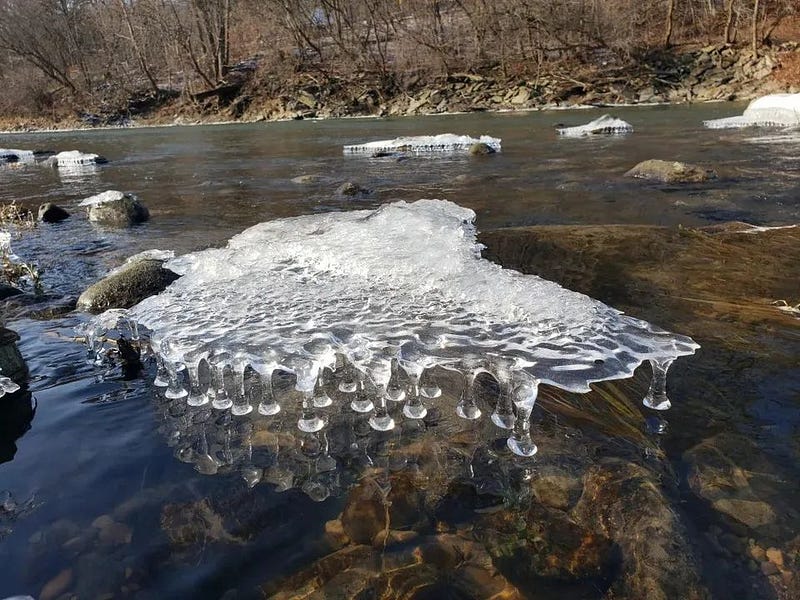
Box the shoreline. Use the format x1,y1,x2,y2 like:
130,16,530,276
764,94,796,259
0,97,740,137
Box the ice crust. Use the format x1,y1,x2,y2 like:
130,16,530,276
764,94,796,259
118,199,697,393
703,93,800,129
557,115,633,137
79,190,130,206
343,134,501,154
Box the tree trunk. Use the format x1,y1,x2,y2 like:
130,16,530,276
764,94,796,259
118,0,160,95
724,0,736,43
664,0,675,48
751,0,760,55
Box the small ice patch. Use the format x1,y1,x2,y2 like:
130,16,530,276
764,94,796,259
343,133,501,154
557,115,633,137
704,93,800,129
79,190,130,207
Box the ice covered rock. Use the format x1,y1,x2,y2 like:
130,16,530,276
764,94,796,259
80,190,149,226
0,149,34,163
557,115,633,137
53,150,107,167
343,134,501,155
703,93,800,129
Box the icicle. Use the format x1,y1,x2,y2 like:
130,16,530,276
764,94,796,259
456,369,483,420
368,357,395,431
507,379,539,457
642,357,674,411
257,367,281,415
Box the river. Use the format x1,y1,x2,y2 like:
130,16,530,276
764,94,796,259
0,105,798,600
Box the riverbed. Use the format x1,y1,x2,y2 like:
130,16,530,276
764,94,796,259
1,105,798,600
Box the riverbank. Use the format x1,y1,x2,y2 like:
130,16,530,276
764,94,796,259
1,42,798,135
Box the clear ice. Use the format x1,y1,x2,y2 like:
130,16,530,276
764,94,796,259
556,115,633,137
87,199,698,455
703,93,800,129
343,133,501,154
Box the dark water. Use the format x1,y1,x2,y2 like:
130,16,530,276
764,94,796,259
0,105,798,599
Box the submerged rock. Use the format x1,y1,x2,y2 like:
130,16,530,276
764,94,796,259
571,459,707,600
0,284,23,300
77,257,179,313
291,174,324,185
625,159,717,183
36,202,69,223
80,190,149,227
335,181,371,197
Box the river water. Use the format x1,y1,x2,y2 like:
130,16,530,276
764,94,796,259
0,105,798,599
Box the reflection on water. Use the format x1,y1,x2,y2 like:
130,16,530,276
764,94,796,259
0,106,798,599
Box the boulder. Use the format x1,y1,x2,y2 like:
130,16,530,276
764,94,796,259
0,283,23,300
468,142,496,156
37,203,70,223
336,181,370,197
76,258,179,313
625,159,717,183
81,191,149,227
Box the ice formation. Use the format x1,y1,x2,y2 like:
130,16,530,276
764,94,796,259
703,93,800,129
0,149,34,163
343,134,501,154
557,115,633,137
85,200,697,456
52,150,107,167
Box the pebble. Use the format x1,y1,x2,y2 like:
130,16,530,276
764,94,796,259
760,560,779,576
40,568,73,600
765,547,783,567
749,544,767,562
91,514,115,529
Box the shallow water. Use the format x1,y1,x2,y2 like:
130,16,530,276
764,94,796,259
0,105,798,599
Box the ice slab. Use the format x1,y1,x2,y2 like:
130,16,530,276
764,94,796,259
704,93,800,129
557,115,633,137
100,199,696,394
53,150,107,166
343,134,501,154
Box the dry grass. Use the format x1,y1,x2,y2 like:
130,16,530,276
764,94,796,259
0,202,35,230
774,49,800,86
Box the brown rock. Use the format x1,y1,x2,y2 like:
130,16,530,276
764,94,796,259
372,528,419,548
77,258,179,313
40,568,73,600
340,480,388,545
712,498,776,529
761,560,779,576
765,547,784,567
531,472,582,510
625,159,717,183
97,521,133,546
324,519,350,549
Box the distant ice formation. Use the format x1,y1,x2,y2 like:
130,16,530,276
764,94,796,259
703,93,800,129
53,150,107,167
84,200,698,456
0,149,35,163
557,115,633,137
343,134,501,154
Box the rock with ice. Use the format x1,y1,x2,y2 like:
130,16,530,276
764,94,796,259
557,115,633,137
703,93,800,129
79,190,128,207
0,149,34,163
53,150,107,167
343,134,501,154
87,199,698,455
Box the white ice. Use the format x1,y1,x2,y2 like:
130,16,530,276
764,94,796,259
0,149,34,162
104,199,697,393
343,133,501,154
703,93,800,129
53,150,105,166
79,190,130,207
556,115,633,137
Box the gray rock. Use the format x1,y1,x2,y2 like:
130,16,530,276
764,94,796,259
87,193,149,227
37,203,70,223
468,142,496,156
336,181,370,197
625,159,717,183
0,283,23,300
77,259,179,313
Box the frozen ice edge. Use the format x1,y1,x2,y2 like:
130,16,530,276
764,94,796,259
343,133,501,154
98,199,699,395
